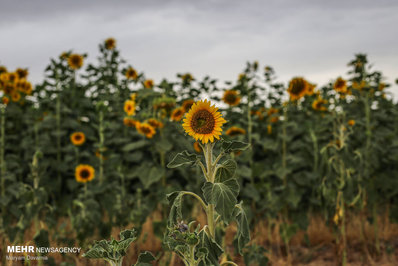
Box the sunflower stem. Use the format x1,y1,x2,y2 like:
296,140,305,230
203,143,216,238
99,110,104,184
0,107,5,199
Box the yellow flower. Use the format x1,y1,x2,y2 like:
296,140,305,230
11,91,21,102
238,73,246,81
193,142,202,153
144,79,154,89
124,100,136,116
378,83,386,91
147,118,164,129
312,98,328,111
306,83,316,96
270,116,279,123
352,80,366,90
348,120,355,126
123,117,138,127
182,99,195,112
334,77,347,94
60,52,69,60
0,66,7,75
16,68,28,79
68,54,84,70
171,107,185,122
2,96,9,105
182,99,226,144
226,126,246,136
267,107,278,116
222,90,240,106
267,124,272,135
136,122,156,138
70,132,86,146
130,93,137,101
75,164,95,183
104,38,116,50
288,77,309,100
181,73,194,83
3,83,15,95
7,72,19,84
125,67,138,80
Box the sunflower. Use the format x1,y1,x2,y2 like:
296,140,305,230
287,77,309,100
171,107,185,122
352,80,366,90
182,99,227,144
147,118,164,129
130,93,137,101
153,96,175,110
334,77,347,94
378,83,386,91
270,116,279,123
104,38,116,50
2,96,9,105
144,79,154,89
238,73,246,81
70,132,86,146
181,73,194,82
8,72,18,84
68,54,84,70
0,66,7,74
136,122,156,138
3,83,15,95
123,117,138,127
75,164,95,183
60,52,69,60
16,68,28,79
306,83,316,96
124,100,136,116
222,90,240,106
193,142,202,153
182,99,195,112
267,107,278,116
11,91,21,102
348,120,355,126
226,126,246,136
312,98,328,111
125,67,138,80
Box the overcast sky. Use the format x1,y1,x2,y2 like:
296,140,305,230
0,0,397,96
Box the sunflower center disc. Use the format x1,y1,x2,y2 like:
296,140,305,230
191,109,215,134
80,169,90,179
291,81,305,94
75,135,82,141
225,94,237,103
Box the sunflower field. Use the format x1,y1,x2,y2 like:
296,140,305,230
1,38,398,266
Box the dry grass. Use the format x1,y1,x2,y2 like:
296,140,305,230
1,211,398,265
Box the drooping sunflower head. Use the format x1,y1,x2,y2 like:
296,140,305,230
136,122,156,138
348,120,355,126
125,67,138,80
171,107,185,122
68,54,84,70
182,99,227,144
153,96,175,111
144,79,154,89
270,116,279,123
123,117,138,127
147,118,164,129
193,142,202,153
334,77,347,93
75,164,95,183
104,38,116,50
11,91,21,102
352,80,366,90
16,68,28,79
288,77,309,100
182,99,195,112
222,90,240,106
226,126,246,137
70,132,86,146
312,98,328,111
124,100,136,116
267,107,278,116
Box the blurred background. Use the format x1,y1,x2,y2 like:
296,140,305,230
1,0,397,95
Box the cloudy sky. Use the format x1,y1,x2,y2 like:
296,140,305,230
1,0,397,96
